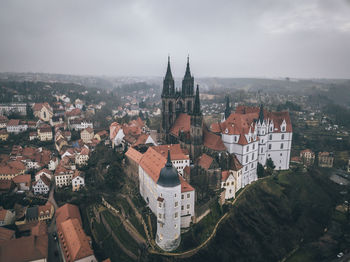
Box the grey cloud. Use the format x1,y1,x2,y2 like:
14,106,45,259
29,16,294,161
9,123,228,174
0,0,349,78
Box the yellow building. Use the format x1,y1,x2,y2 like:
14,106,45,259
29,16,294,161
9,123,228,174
37,125,53,141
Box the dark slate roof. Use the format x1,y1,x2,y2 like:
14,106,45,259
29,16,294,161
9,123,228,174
26,206,38,220
157,150,180,187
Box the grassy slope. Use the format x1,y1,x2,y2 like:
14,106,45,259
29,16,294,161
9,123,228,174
183,168,340,262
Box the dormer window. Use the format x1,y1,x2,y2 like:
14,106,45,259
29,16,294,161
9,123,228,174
281,126,286,132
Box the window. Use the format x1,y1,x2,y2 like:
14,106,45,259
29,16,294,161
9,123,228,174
269,134,272,140
253,144,255,150
246,146,249,152
175,212,178,218
280,143,284,149
252,153,254,160
158,214,162,219
245,166,248,171
175,224,177,228
158,202,162,208
231,181,234,185
281,134,284,140
269,144,272,150
187,204,190,209
234,136,237,142
181,205,184,210
187,193,190,198
246,155,248,163
261,147,263,153
175,201,178,207
174,193,177,197
181,194,184,199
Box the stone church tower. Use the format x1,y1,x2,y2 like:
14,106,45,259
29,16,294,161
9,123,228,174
190,85,203,160
161,57,195,143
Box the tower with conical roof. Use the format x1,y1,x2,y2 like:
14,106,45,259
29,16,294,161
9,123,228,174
190,85,203,159
161,56,177,142
156,150,181,251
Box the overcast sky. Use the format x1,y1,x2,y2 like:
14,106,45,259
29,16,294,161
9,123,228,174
0,0,350,78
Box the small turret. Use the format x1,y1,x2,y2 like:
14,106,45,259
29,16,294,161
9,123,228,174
258,104,264,124
157,150,180,187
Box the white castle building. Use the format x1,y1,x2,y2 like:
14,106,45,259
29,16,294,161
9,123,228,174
137,147,195,251
211,105,293,187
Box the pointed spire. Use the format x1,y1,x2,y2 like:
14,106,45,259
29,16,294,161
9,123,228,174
165,55,173,79
224,95,231,120
258,104,264,123
162,56,175,97
193,84,201,115
184,55,191,78
166,149,172,167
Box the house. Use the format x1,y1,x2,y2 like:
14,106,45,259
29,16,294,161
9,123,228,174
55,167,74,188
0,129,8,141
75,147,90,166
300,149,315,166
6,119,28,134
0,161,26,180
37,125,53,141
0,208,16,226
55,204,97,262
318,152,334,168
94,130,108,141
69,117,93,131
48,157,59,171
0,180,15,194
35,168,53,181
26,202,54,222
12,174,31,191
33,102,53,122
33,175,50,195
0,115,8,129
74,98,84,109
72,171,85,191
65,108,82,121
0,103,26,116
80,127,94,143
29,131,37,141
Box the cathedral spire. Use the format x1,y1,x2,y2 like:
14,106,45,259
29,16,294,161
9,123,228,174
224,95,231,120
193,84,201,115
258,104,264,123
184,55,191,78
166,149,172,167
182,55,194,97
162,56,175,97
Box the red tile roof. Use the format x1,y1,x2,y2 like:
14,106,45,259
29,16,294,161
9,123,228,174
55,203,82,230
125,147,143,164
0,227,15,242
7,119,20,126
12,174,31,185
0,234,48,262
197,154,214,170
180,176,194,192
59,218,94,261
203,129,226,151
170,113,191,137
139,147,167,183
152,144,189,160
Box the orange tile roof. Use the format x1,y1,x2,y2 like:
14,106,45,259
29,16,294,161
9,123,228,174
83,127,94,134
31,221,48,236
7,119,20,126
203,129,226,151
179,176,194,192
33,102,52,112
125,147,143,164
133,133,150,146
152,144,189,160
170,113,191,137
229,154,243,171
56,203,82,230
12,174,31,184
139,147,167,183
221,170,230,182
0,209,8,221
197,154,214,170
59,218,94,261
183,166,190,175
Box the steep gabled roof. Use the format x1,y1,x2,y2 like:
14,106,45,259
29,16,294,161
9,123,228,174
203,129,226,151
152,144,189,160
170,113,191,137
125,147,143,164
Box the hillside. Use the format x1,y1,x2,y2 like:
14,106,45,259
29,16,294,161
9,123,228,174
179,168,342,262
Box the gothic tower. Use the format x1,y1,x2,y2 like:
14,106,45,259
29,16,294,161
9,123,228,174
224,95,231,120
161,56,176,142
190,85,203,160
182,56,195,114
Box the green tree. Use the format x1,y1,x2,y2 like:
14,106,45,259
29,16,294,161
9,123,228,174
257,163,265,178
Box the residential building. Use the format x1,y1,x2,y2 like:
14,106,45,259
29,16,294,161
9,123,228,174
12,174,31,191
0,115,8,128
33,102,53,122
80,127,94,143
75,147,90,166
35,168,53,181
300,149,315,166
55,167,74,188
6,119,28,134
0,103,27,116
72,171,85,191
33,175,50,195
318,152,334,168
37,125,53,141
26,202,54,222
